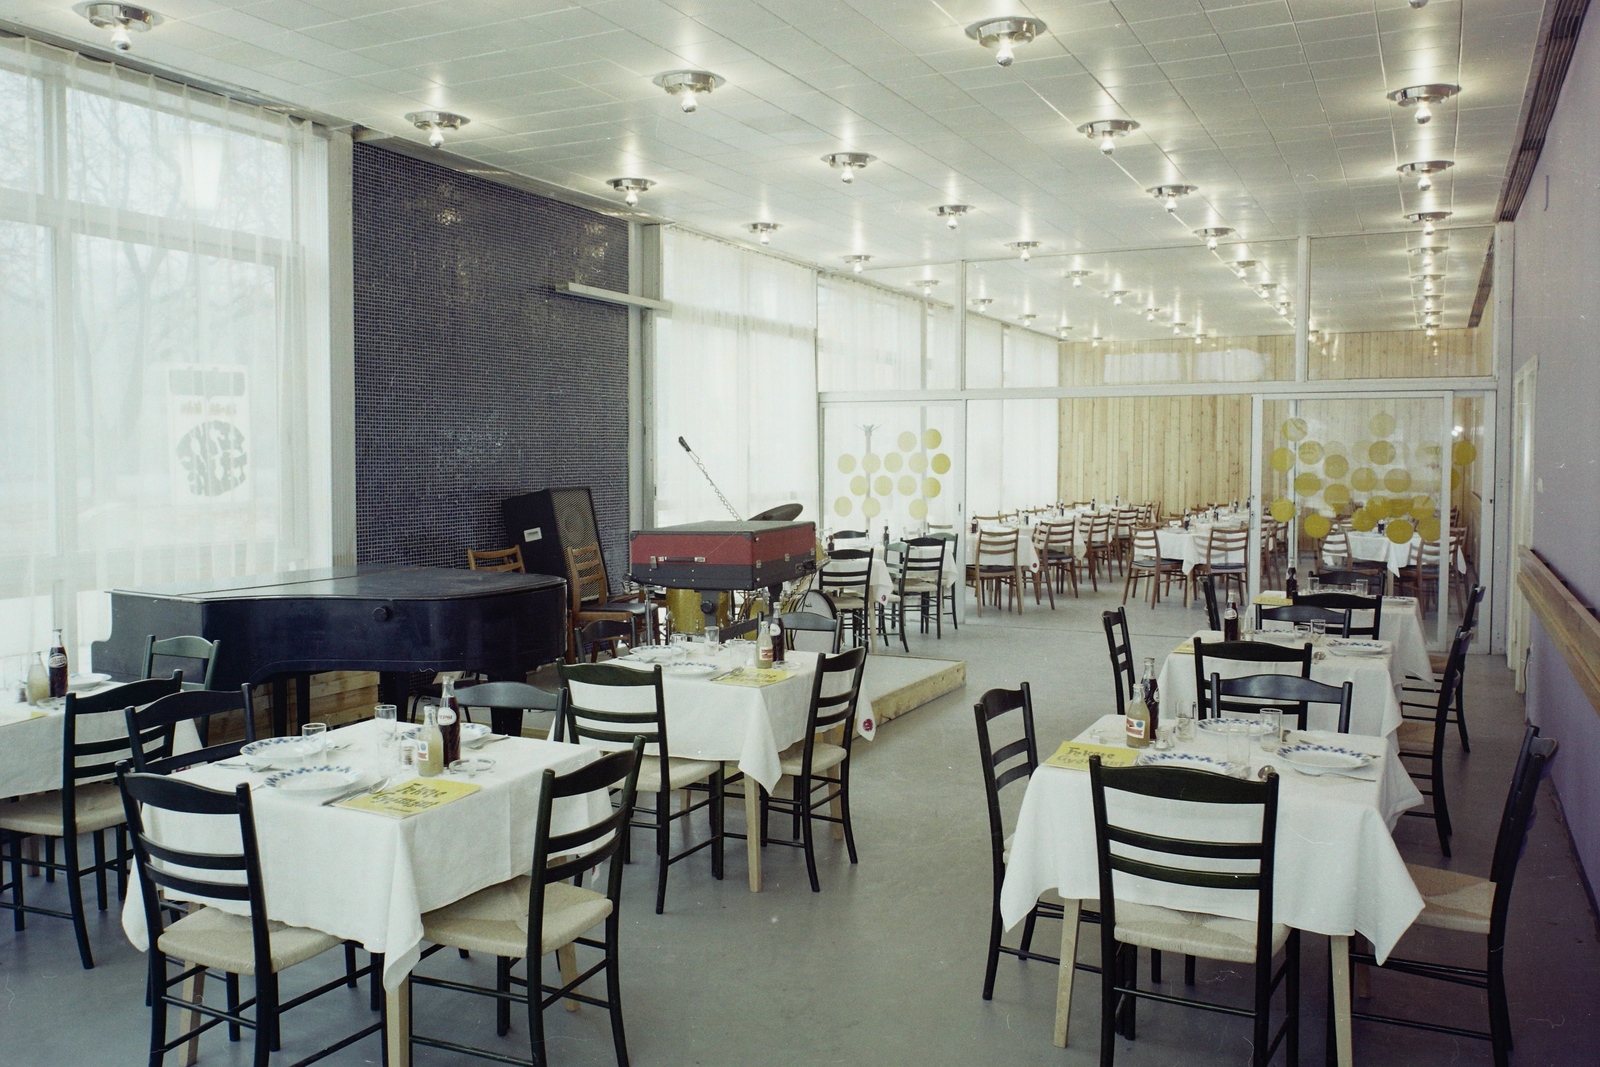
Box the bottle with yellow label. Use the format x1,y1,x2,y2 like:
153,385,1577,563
1125,681,1151,748
757,615,774,669
417,703,445,777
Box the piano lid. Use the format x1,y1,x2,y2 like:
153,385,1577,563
106,565,565,602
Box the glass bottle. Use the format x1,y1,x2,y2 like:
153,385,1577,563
1285,568,1299,598
417,703,445,777
47,628,69,699
769,617,785,665
439,677,462,766
26,653,50,705
1125,681,1151,748
1223,599,1240,642
757,614,774,668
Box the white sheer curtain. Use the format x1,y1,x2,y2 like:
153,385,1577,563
653,229,817,526
962,319,1058,513
0,38,331,666
816,276,958,391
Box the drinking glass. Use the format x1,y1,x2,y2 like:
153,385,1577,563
1259,709,1283,752
301,722,328,763
1310,619,1327,642
1307,574,1321,594
1225,723,1252,778
1352,579,1368,596
705,624,720,649
1176,701,1197,742
1154,724,1175,751
669,633,691,658
1294,623,1313,643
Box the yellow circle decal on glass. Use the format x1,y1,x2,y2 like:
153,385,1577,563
833,496,853,516
923,478,942,498
1270,498,1296,523
1325,440,1347,460
883,452,903,473
1418,516,1441,542
898,475,917,496
923,428,942,449
898,431,917,453
1412,497,1435,520
862,498,881,519
1453,440,1477,466
931,453,952,475
837,454,856,473
1304,513,1332,539
1386,519,1414,545
1298,441,1325,465
1418,443,1443,461
1369,440,1396,466
1384,468,1412,493
1451,469,1462,490
862,453,881,473
1350,467,1378,492
909,499,928,520
1294,472,1322,495
874,475,892,496
1351,509,1376,532
849,475,868,495
1369,411,1396,437
1324,454,1349,479
1283,417,1308,441
909,453,928,474
1366,496,1391,518
1270,447,1296,473
1324,483,1351,507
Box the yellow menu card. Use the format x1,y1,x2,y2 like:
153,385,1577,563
1172,641,1195,655
1253,594,1292,607
714,668,793,688
336,777,480,818
1044,741,1139,771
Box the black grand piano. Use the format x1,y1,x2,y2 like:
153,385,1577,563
91,566,566,737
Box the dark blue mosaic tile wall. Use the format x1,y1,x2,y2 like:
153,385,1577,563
352,144,630,577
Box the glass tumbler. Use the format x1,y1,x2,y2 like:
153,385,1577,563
1259,709,1283,752
1226,723,1252,777
1310,619,1327,642
1177,701,1197,743
301,722,328,763
1307,574,1321,594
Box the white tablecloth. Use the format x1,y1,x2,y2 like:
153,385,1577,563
1157,630,1404,738
1258,592,1434,683
1346,531,1468,576
121,720,604,991
0,689,199,801
828,541,959,604
1155,522,1249,575
1000,714,1424,962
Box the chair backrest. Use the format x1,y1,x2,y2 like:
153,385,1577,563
1462,584,1485,634
63,674,185,824
124,686,257,774
1255,603,1351,636
1131,526,1159,559
1208,672,1354,732
143,634,220,691
1485,727,1559,949
1192,638,1311,717
1316,568,1381,593
573,619,634,662
720,617,763,641
1292,591,1383,638
796,647,868,774
565,542,615,613
1089,759,1281,974
1321,529,1350,565
902,536,947,584
467,545,525,573
1101,608,1137,714
1200,574,1222,631
557,662,669,758
454,680,560,739
1087,513,1112,544
1419,627,1473,756
832,529,867,539
1042,520,1075,552
973,684,1038,884
819,548,872,596
1206,527,1248,564
976,528,1019,565
776,611,843,654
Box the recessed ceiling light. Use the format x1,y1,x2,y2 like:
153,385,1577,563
1145,307,1164,322
653,69,724,113
843,254,872,274
1149,184,1198,213
822,152,874,183
1405,210,1453,235
74,3,161,51
1229,259,1257,278
607,177,654,206
1067,270,1093,287
1007,240,1040,261
746,221,779,245
1077,119,1140,155
936,204,973,229
1397,160,1454,191
911,278,939,296
972,297,993,309
965,16,1047,67
1195,226,1233,249
1387,84,1460,125
405,110,470,149
1110,290,1129,305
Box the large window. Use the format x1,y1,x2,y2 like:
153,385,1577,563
0,38,331,663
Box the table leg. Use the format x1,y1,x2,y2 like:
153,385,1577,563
1330,935,1352,1067
178,965,206,1067
744,782,762,892
1053,899,1080,1048
385,978,411,1067
557,943,580,1012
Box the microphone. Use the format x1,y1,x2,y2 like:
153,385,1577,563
678,436,692,452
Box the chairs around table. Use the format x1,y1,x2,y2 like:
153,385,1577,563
1122,527,1182,609
412,740,644,1067
564,543,648,661
1404,585,1484,752
1200,574,1222,631
0,672,183,969
1396,626,1473,857
900,535,955,639
1256,603,1351,636
143,635,221,691
1293,591,1383,639
1197,528,1249,604
777,610,843,654
124,686,259,775
1316,567,1387,596
455,680,562,740
1206,673,1354,733
817,548,872,646
1083,513,1118,587
1039,519,1082,598
1192,638,1311,720
573,618,634,663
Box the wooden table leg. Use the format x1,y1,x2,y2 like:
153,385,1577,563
1053,900,1080,1048
744,782,762,892
178,965,206,1067
1330,935,1352,1067
386,977,411,1067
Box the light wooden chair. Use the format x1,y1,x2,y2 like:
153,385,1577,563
466,545,525,572
975,528,1023,615
1083,513,1117,586
1039,519,1080,599
1122,527,1183,609
1199,528,1249,603
564,543,646,660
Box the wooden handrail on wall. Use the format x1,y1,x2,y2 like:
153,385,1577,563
1517,547,1600,716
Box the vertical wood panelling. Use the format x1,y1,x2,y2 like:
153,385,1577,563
1058,395,1253,515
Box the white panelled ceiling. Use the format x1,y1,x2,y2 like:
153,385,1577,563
0,0,1541,337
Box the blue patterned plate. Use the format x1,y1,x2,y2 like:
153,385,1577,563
1197,717,1270,735
1278,743,1375,774
241,736,313,770
262,765,364,798
1326,639,1389,656
664,662,719,677
1136,751,1233,774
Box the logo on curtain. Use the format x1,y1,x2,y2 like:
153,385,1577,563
167,367,250,499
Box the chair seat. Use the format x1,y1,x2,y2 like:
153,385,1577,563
158,905,341,976
574,608,635,625
0,781,125,837
1114,901,1289,964
1396,720,1433,748
636,755,721,794
422,876,612,958
977,565,1019,575
1208,563,1247,574
1427,652,1449,674
777,741,847,778
903,580,940,594
1405,862,1493,935
829,595,866,611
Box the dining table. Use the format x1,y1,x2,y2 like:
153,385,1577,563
1344,530,1468,576
0,684,200,801
120,718,606,1067
1000,713,1424,1066
1154,518,1250,575
1255,590,1436,684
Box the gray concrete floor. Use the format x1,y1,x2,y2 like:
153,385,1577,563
3,580,1597,1066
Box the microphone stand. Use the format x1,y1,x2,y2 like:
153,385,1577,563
678,437,743,521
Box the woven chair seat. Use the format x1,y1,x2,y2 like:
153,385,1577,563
158,905,341,977
0,781,124,837
422,876,612,958
1114,901,1289,964
1405,863,1493,935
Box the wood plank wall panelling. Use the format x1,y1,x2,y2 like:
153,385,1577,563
1058,395,1252,515
1059,335,1294,387
1310,327,1487,379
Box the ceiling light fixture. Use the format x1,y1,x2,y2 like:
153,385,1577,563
912,278,939,296
1172,321,1188,335
965,16,1047,67
1195,226,1233,250
1398,159,1454,191
936,204,973,229
972,297,993,310
653,69,724,113
746,221,779,245
1092,336,1102,347
1414,273,1444,294
1230,259,1257,278
1149,184,1198,213
1007,240,1040,261
1405,210,1453,236
843,254,872,274
1427,326,1438,337
1410,244,1449,268
1388,84,1460,125
405,110,469,149
1410,0,1428,8
1077,118,1140,155
1020,312,1037,323
75,3,161,51
1111,290,1129,305
1145,307,1163,322
823,152,874,183
1068,269,1093,287
607,177,654,206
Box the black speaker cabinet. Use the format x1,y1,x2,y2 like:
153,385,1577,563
500,487,605,588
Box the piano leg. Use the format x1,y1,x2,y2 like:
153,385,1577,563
377,673,410,723
296,674,312,731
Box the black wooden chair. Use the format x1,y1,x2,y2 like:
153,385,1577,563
572,619,634,663
1292,591,1383,638
1349,727,1558,1067
1088,758,1298,1067
876,548,912,653
719,616,763,642
1192,639,1311,719
117,769,381,1067
0,673,182,968
143,634,221,691
758,646,868,892
901,536,953,638
1200,573,1222,631
1396,626,1472,856
1315,568,1386,595
557,663,723,913
124,685,258,775
817,549,872,646
1404,585,1484,751
776,610,843,654
1101,608,1138,715
412,740,643,1067
454,680,561,740
1206,672,1354,733
1255,603,1351,635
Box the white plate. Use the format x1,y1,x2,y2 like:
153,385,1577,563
629,646,681,663
240,736,312,770
1136,751,1233,774
262,765,364,798
68,672,113,692
664,662,718,677
1197,717,1270,735
461,722,492,746
1326,639,1389,656
1278,743,1376,774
